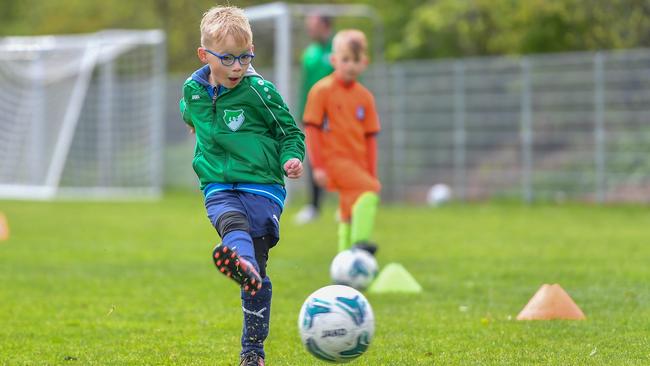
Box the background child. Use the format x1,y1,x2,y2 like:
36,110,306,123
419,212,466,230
293,13,334,225
302,29,381,254
179,6,304,366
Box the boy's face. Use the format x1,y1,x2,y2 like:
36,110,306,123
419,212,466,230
306,15,330,42
197,35,253,89
330,44,367,83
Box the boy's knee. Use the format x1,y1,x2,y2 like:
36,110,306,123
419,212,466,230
355,191,380,206
216,211,249,237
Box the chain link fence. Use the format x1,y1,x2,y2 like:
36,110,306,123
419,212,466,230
369,49,650,203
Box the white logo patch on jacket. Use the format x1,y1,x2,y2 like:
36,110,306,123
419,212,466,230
223,109,245,131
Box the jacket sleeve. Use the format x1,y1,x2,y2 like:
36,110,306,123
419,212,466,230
179,81,194,128
250,78,305,166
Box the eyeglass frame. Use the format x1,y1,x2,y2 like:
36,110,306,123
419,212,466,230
203,49,255,66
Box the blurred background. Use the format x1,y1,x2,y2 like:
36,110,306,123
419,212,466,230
1,0,649,204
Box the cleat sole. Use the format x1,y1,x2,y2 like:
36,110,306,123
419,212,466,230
212,244,263,296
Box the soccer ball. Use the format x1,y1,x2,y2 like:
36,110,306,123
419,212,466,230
298,285,374,363
426,183,452,206
330,248,378,291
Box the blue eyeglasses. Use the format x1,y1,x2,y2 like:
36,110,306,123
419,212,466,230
204,49,255,66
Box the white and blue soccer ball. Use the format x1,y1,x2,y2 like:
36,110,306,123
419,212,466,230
330,248,378,291
298,285,375,363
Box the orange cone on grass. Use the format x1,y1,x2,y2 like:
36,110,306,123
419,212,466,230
0,212,9,241
516,284,586,320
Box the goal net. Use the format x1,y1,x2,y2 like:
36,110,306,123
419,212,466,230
0,30,165,200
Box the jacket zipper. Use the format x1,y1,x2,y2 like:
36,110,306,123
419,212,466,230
212,87,231,182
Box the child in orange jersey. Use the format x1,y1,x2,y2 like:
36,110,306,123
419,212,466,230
303,29,381,254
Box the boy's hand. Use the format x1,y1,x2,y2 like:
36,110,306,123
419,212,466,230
284,158,303,179
313,168,328,187
188,125,195,134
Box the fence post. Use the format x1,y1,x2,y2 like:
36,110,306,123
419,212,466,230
391,65,406,201
453,61,466,200
520,58,533,203
593,52,606,203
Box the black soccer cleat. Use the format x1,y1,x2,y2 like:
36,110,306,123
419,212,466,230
240,352,265,366
353,241,378,256
212,244,262,296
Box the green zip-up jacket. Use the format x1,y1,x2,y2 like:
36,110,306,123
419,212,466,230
179,66,305,189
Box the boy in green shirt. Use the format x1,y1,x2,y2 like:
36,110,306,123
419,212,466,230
294,14,334,225
179,6,305,366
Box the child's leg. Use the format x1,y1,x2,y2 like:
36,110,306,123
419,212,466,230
206,193,262,294
216,212,258,270
350,191,380,245
238,193,282,359
241,277,271,359
241,235,273,359
331,164,380,253
206,193,258,268
338,221,351,252
339,190,379,253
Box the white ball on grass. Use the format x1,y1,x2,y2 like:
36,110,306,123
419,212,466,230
426,183,452,206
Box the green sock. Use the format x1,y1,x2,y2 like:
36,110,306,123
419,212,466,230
350,192,380,244
338,222,351,252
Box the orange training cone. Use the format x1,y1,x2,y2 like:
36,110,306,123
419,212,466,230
0,212,8,241
516,284,586,320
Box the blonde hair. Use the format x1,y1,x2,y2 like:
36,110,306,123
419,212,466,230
200,6,252,48
332,29,368,60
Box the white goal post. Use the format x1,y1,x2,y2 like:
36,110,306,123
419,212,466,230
0,30,165,200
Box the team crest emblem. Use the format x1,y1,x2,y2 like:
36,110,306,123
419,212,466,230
356,106,366,121
223,109,245,131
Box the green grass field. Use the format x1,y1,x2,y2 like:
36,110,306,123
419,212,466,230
1,192,649,365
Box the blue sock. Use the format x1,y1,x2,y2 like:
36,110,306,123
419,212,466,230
241,276,272,359
223,230,258,271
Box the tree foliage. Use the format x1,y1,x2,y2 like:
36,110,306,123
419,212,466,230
1,0,649,71
390,0,650,59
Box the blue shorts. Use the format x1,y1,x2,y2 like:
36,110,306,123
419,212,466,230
205,190,283,247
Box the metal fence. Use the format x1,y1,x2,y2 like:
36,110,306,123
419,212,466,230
368,49,650,203
165,49,650,204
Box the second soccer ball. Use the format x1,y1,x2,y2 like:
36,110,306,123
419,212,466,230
330,248,378,291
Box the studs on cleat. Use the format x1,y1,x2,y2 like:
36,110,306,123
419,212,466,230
212,244,262,296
